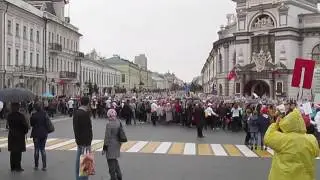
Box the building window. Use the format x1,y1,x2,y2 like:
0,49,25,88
235,82,241,94
51,32,54,43
7,48,11,65
57,34,59,43
15,49,19,66
60,36,62,45
48,57,51,71
251,35,275,63
67,39,69,50
30,52,33,66
312,44,320,67
36,31,40,43
30,28,33,41
23,26,27,39
23,51,26,66
276,81,283,94
36,54,39,67
121,74,126,83
7,20,12,35
218,52,222,73
16,23,20,37
48,32,51,43
63,37,65,48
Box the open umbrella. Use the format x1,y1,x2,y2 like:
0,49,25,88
42,92,54,98
0,88,35,103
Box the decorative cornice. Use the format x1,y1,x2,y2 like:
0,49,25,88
213,37,235,49
269,27,300,33
233,32,254,36
275,35,303,41
235,39,249,44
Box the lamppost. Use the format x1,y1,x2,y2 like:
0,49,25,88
19,74,24,88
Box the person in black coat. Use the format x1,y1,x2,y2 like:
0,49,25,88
7,102,29,172
30,103,49,171
122,100,133,125
73,96,92,180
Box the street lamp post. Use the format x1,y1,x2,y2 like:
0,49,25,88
19,74,24,88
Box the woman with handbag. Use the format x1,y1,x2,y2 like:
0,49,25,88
102,109,126,180
30,102,53,171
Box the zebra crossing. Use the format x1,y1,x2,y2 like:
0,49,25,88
0,137,278,158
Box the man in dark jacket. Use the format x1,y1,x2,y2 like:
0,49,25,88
7,102,29,172
73,96,92,180
122,100,133,125
193,103,205,138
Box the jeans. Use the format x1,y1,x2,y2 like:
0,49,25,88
107,159,122,180
250,132,258,147
75,146,90,180
33,137,47,168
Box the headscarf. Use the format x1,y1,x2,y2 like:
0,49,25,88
107,109,117,120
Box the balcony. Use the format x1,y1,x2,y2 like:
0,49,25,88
60,71,77,79
75,51,85,61
5,65,44,74
49,43,62,54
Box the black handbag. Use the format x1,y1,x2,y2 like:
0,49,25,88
118,121,127,142
46,114,55,133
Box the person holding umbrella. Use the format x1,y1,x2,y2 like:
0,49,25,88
7,102,29,172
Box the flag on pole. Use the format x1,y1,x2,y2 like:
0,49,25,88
227,68,237,81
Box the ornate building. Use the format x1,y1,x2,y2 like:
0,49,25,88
201,0,320,99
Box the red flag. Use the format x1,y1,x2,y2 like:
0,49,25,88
227,68,237,81
291,58,316,89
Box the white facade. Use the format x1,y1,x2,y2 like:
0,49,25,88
80,58,121,95
202,0,320,99
0,0,84,96
152,73,169,90
0,0,46,95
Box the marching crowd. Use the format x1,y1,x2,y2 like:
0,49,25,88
2,92,320,180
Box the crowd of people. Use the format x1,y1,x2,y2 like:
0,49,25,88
2,91,320,180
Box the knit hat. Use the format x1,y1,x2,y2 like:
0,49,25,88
107,109,117,120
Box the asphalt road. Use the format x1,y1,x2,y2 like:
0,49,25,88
0,117,319,180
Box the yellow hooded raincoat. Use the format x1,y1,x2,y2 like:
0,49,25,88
264,108,319,180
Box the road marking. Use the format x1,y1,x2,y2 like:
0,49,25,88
0,142,8,148
127,141,148,152
45,138,66,148
183,143,196,155
26,138,57,148
198,144,213,156
46,139,75,150
91,140,104,151
120,141,137,152
267,148,274,155
254,149,272,158
223,144,242,157
154,142,172,154
236,145,258,157
140,142,161,153
168,143,185,154
210,144,228,156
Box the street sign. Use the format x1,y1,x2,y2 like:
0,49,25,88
313,68,320,94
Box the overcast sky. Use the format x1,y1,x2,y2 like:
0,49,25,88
68,0,235,82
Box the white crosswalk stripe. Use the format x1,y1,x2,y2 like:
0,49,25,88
154,142,172,154
126,141,148,152
183,143,196,155
210,144,228,156
236,145,258,157
46,139,75,150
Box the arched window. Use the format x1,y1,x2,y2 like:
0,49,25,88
312,44,320,66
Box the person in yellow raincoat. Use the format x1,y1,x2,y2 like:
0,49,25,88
264,108,319,180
